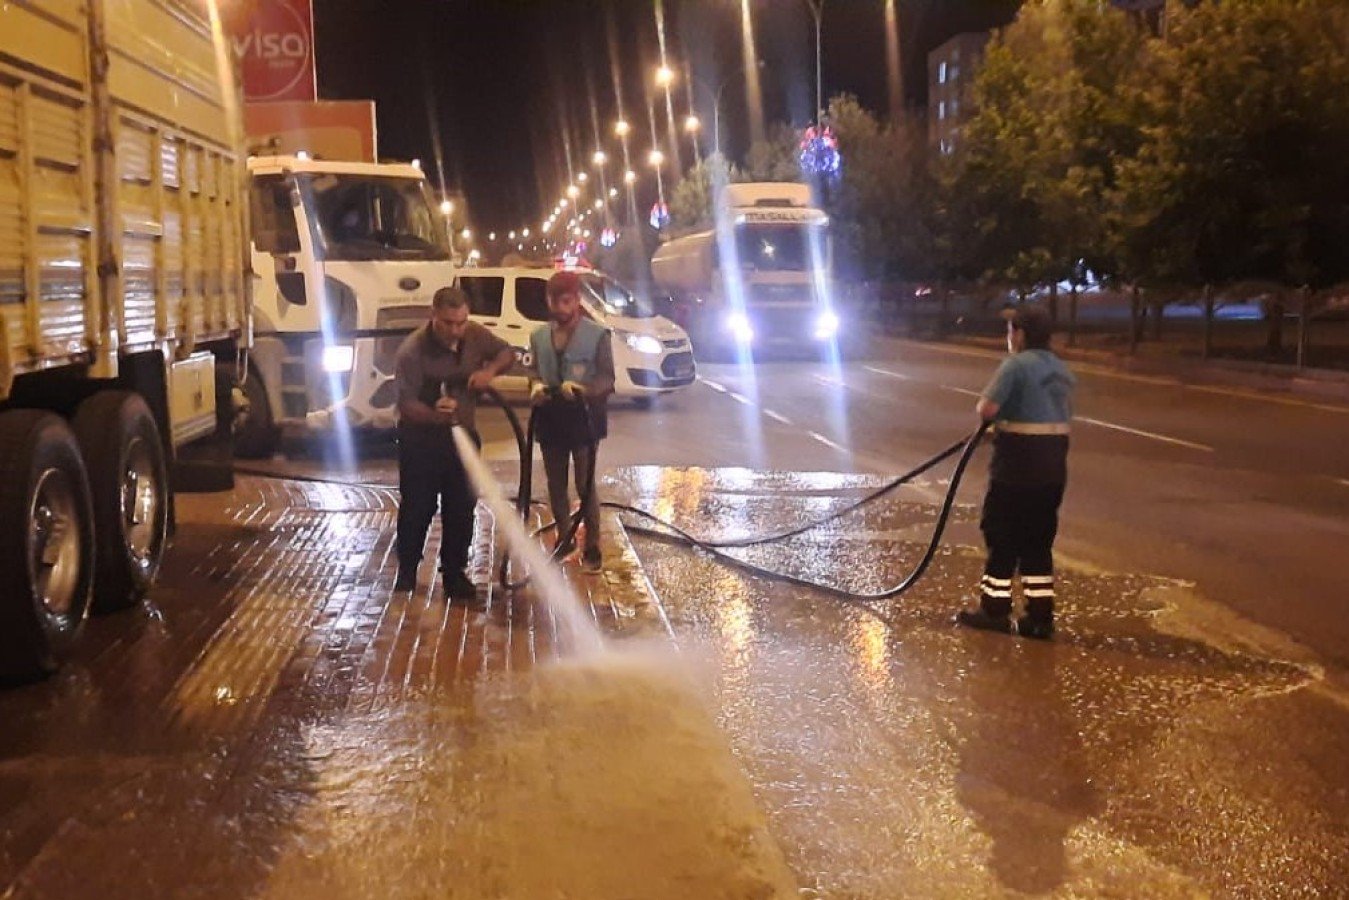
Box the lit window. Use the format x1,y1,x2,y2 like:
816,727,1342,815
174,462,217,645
938,101,946,120
938,61,947,84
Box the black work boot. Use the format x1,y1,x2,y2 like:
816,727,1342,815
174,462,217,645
956,597,1013,634
394,566,417,593
1017,597,1055,640
444,570,478,601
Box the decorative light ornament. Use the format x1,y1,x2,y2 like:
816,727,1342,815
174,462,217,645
799,123,842,180
649,201,670,230
600,227,619,248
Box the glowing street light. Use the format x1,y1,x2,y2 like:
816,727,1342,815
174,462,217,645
522,227,530,238
684,114,701,134
508,230,516,240
577,171,589,184
460,228,471,241
609,187,619,198
592,150,608,167
648,148,665,167
614,119,631,137
566,184,580,199
624,170,637,185
655,64,675,87
594,199,603,210
439,199,454,216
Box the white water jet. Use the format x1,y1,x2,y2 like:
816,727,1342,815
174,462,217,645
452,426,603,656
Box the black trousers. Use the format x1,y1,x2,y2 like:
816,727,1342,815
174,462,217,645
396,436,477,576
541,442,601,555
979,480,1065,615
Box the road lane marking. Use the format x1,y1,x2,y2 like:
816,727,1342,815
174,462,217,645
727,390,752,405
812,373,847,387
863,365,913,381
942,385,981,398
808,430,850,453
1074,416,1214,452
763,409,793,425
700,378,727,393
1336,478,1349,488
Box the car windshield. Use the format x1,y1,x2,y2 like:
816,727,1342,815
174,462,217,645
300,173,450,262
581,273,658,319
734,223,814,272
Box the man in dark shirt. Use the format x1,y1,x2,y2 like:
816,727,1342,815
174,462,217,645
394,286,514,598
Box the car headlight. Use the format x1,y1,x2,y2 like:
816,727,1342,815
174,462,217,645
322,344,356,373
620,331,664,355
813,310,840,339
726,312,755,343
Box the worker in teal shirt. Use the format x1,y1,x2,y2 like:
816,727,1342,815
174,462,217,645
957,306,1075,639
528,271,615,573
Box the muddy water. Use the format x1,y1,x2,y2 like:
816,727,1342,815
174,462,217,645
261,649,797,899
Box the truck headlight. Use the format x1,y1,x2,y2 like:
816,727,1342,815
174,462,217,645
620,332,664,355
813,310,840,339
726,312,755,343
322,344,356,373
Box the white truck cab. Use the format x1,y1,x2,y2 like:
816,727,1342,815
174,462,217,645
244,156,455,456
454,266,695,400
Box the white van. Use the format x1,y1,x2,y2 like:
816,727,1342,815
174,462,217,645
454,266,696,402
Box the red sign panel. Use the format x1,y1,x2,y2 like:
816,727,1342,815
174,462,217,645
225,0,317,103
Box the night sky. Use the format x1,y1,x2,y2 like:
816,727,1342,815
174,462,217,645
313,1,1021,233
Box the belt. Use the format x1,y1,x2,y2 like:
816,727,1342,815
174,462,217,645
998,421,1071,435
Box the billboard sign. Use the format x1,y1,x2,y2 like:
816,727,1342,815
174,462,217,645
225,0,317,103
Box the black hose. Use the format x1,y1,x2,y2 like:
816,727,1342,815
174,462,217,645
610,421,988,601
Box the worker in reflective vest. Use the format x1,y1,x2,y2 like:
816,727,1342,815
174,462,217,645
957,306,1075,640
528,271,616,573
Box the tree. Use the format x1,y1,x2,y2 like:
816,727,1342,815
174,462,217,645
822,94,937,283
942,1,1150,305
742,122,801,182
668,153,739,233
1111,0,1349,352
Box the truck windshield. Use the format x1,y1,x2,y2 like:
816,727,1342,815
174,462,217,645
734,224,814,272
300,173,450,262
581,273,657,319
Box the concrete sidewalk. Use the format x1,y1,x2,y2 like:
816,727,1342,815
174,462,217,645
0,474,796,899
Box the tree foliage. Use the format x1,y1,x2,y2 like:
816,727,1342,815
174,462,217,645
1111,0,1349,290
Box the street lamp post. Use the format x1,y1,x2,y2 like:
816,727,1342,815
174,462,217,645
805,0,825,123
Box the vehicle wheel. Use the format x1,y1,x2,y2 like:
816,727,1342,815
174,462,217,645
223,364,278,459
0,410,95,683
72,391,168,613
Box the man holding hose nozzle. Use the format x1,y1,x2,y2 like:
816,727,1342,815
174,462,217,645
393,286,515,599
528,271,615,574
957,305,1075,639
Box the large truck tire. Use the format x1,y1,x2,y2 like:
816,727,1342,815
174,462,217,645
223,363,278,460
72,391,169,613
0,410,95,683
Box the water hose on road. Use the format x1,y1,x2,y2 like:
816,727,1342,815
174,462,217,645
233,389,988,602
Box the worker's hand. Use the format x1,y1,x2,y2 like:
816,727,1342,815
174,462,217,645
529,382,549,406
467,370,495,391
559,380,585,401
435,396,458,415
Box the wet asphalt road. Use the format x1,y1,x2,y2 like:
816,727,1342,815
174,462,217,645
585,336,1349,670
3,334,1347,897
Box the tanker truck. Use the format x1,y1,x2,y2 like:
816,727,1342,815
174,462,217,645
650,182,838,356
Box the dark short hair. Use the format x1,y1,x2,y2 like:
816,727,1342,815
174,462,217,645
432,286,469,311
547,270,582,300
1012,305,1053,349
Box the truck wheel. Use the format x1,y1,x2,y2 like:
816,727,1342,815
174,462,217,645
223,364,278,459
73,392,168,613
0,410,95,683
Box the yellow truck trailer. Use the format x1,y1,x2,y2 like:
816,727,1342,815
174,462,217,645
0,0,249,681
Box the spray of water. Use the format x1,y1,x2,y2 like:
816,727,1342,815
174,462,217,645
451,427,604,656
